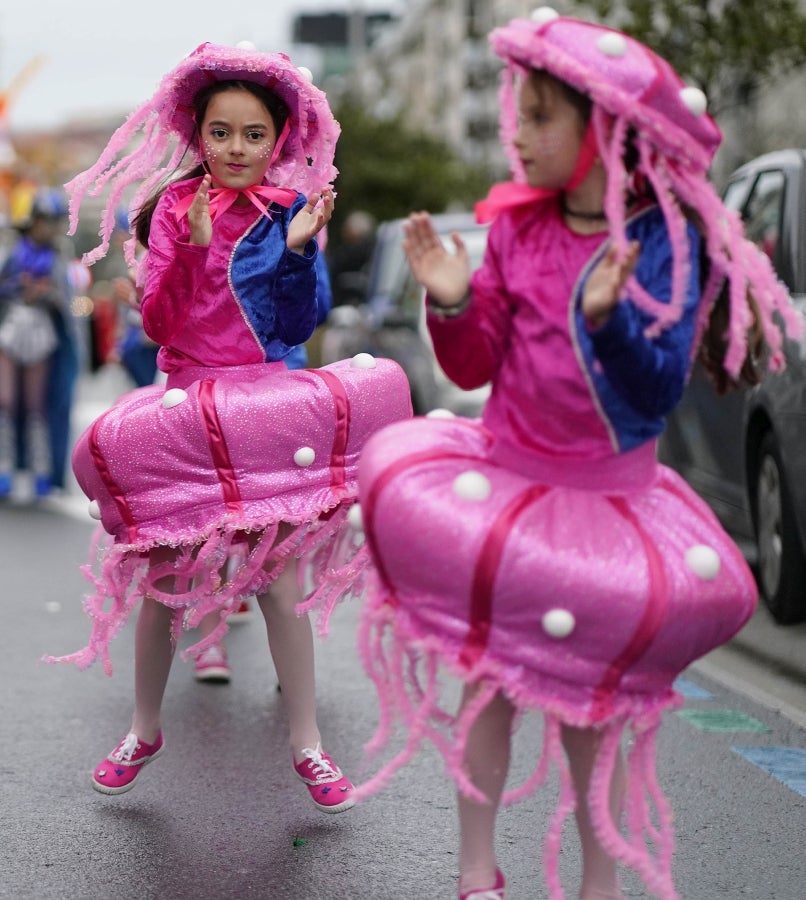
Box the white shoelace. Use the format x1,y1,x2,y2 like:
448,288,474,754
198,645,226,666
300,743,339,780
112,733,139,762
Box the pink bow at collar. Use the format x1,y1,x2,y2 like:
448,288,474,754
474,182,553,224
171,184,298,223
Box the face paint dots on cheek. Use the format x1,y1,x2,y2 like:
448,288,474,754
533,132,563,157
202,141,218,160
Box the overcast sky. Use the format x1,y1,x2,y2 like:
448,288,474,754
2,0,401,131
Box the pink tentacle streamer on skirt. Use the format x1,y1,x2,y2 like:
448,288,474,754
46,357,412,674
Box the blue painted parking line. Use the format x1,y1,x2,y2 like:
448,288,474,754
676,673,806,799
674,676,714,700
732,747,806,798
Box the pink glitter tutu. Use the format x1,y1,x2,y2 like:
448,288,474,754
355,415,756,898
51,356,411,674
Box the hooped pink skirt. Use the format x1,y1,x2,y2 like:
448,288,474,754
49,356,412,675
354,414,757,900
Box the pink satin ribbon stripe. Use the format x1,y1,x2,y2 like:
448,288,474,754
362,450,487,606
87,415,139,543
459,484,549,670
170,184,298,223
589,496,670,721
309,369,351,491
198,379,243,513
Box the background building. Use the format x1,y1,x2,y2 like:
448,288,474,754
292,0,806,187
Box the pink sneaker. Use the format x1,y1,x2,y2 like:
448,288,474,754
293,743,355,813
459,869,506,900
194,643,231,683
92,732,164,795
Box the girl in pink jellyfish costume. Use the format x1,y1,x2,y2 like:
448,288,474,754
352,8,800,899
46,42,411,810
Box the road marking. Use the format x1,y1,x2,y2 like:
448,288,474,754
693,657,806,729
732,747,806,798
673,677,713,700
676,673,806,799
676,708,770,732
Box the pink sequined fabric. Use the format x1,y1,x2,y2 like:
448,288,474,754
50,358,411,674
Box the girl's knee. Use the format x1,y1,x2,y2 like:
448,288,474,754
257,588,306,621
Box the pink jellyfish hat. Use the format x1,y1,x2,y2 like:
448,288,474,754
65,41,340,266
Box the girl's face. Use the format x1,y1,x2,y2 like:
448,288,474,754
200,88,279,190
514,74,587,190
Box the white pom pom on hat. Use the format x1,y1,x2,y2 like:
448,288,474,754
531,6,560,24
680,86,708,116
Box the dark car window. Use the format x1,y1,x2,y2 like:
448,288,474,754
742,169,786,264
722,177,751,213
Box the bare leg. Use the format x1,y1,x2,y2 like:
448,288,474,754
130,548,178,742
21,358,51,480
561,725,626,900
457,688,515,895
197,610,221,641
0,351,16,415
255,557,320,759
20,357,49,417
0,352,17,479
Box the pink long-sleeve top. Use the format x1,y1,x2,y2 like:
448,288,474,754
427,202,701,460
139,177,320,375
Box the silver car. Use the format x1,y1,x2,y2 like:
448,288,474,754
322,212,490,416
659,148,806,623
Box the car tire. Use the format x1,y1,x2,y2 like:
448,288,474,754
753,431,806,624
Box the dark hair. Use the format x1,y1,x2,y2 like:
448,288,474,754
193,79,288,136
133,79,288,247
528,68,592,126
698,275,765,393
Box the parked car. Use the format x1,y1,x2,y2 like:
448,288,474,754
658,148,806,623
321,212,491,416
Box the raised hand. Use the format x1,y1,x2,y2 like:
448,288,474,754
188,174,213,247
402,212,470,308
582,240,640,328
287,189,335,254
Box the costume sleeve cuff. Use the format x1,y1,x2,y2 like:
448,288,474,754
426,292,471,319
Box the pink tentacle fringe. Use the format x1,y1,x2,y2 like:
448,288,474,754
45,499,364,676
355,570,685,899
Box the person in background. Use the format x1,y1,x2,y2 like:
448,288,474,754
326,209,376,307
0,188,78,497
85,208,155,385
193,248,334,682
